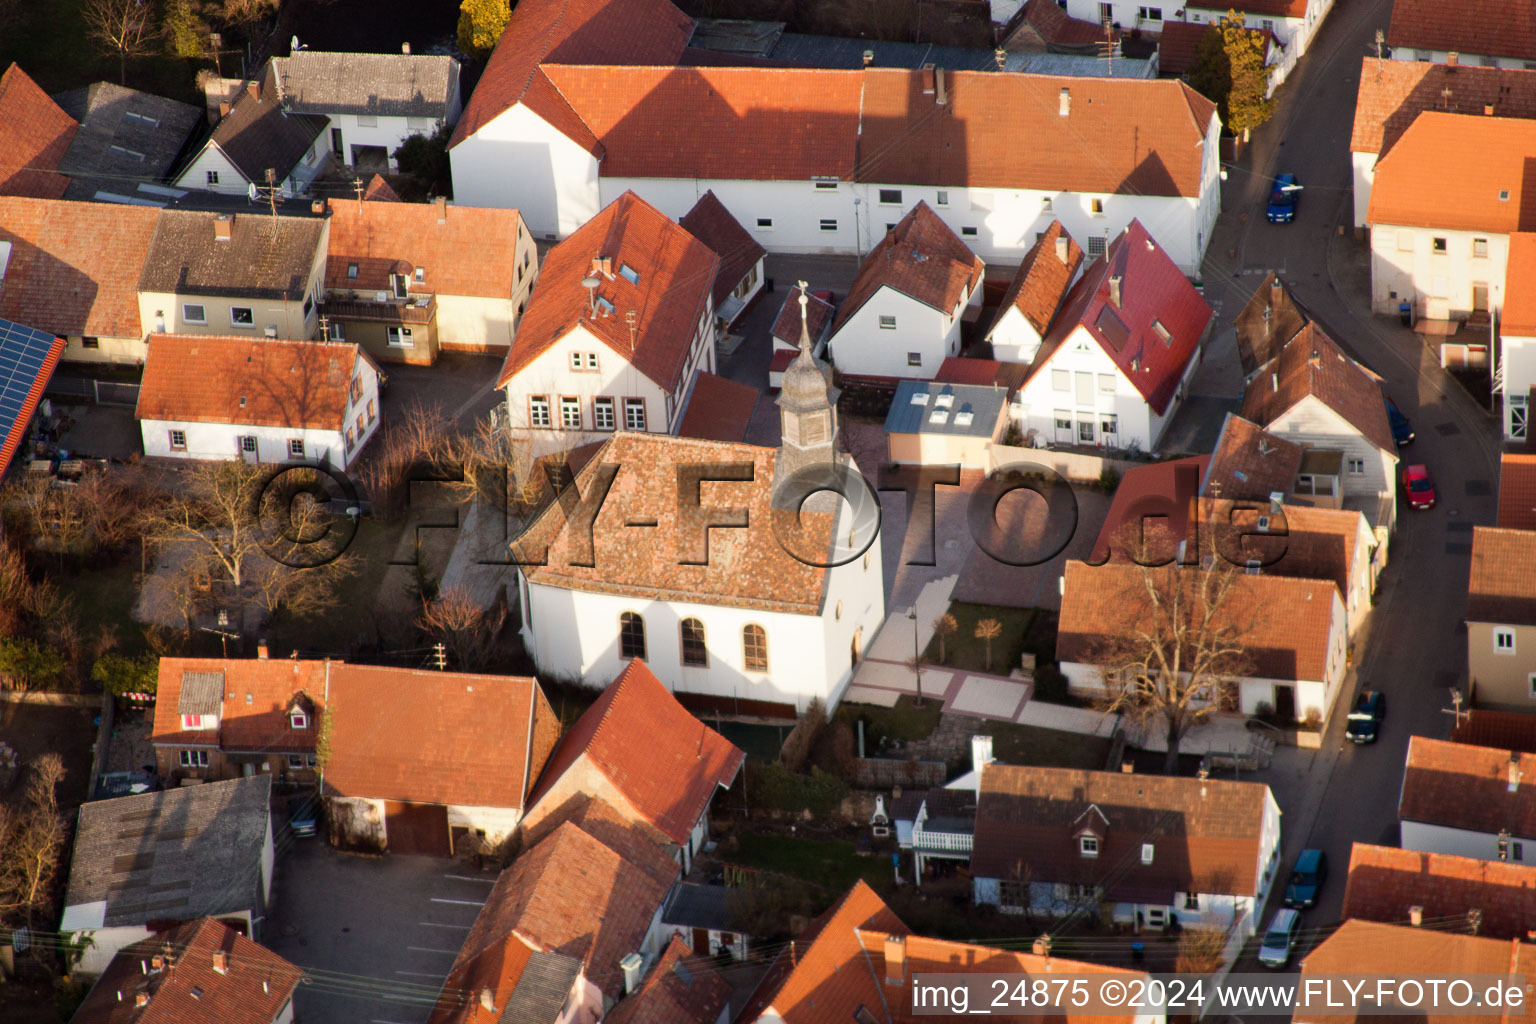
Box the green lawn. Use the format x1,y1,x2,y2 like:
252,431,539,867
729,833,892,894
925,602,1036,675
983,721,1112,771
836,694,942,744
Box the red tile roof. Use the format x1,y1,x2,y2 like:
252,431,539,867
676,371,759,443
934,356,1029,395
1203,0,1307,19
0,64,76,199
1057,558,1341,681
989,219,1082,342
1504,235,1536,338
604,936,732,1024
1197,497,1363,603
1468,526,1536,626
496,191,717,392
1201,414,1304,502
1233,273,1310,379
973,763,1271,898
537,66,1219,198
833,202,983,332
528,658,743,844
1367,111,1536,232
322,664,561,809
1157,21,1215,77
771,287,835,348
1386,0,1536,64
325,198,527,299
136,336,365,431
679,190,765,311
1342,842,1536,940
1089,455,1209,564
71,918,301,1024
0,196,159,339
1453,708,1536,754
1240,321,1398,454
151,657,328,753
447,0,693,149
1499,451,1536,528
1028,220,1212,415
1400,735,1536,836
518,793,680,879
1010,0,1117,49
516,432,835,613
362,174,400,201
1350,58,1536,158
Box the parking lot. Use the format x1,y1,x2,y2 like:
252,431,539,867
266,840,495,1024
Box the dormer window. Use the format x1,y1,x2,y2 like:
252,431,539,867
1079,835,1100,857
180,714,215,731
290,709,309,730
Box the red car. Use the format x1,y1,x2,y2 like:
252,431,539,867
1403,464,1436,509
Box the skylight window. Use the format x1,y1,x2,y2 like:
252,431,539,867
619,263,639,284
910,393,929,405
1151,319,1172,344
935,393,954,409
1500,190,1512,202
596,297,615,316
929,410,949,424
955,411,974,427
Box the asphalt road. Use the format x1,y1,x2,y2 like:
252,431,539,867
1197,0,1504,973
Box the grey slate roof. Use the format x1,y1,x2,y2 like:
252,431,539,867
662,883,744,934
498,950,582,1024
65,775,272,927
52,82,201,200
139,209,325,299
884,380,1008,438
176,671,224,716
270,51,459,118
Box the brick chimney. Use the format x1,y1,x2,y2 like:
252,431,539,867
247,79,260,102
1059,87,1070,116
1486,103,1497,115
213,214,233,241
436,196,448,224
479,988,495,1012
1409,905,1423,927
211,951,228,974
257,639,270,659
135,993,150,1008
218,101,231,118
884,935,906,985
921,63,936,95
934,67,948,106
1055,236,1069,263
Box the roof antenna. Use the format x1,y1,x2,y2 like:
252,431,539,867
625,309,638,352
581,274,600,319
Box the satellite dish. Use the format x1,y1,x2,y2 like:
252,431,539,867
291,35,302,52
247,182,259,201
580,276,600,289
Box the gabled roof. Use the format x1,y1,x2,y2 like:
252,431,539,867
361,173,400,202
52,81,201,199
448,0,694,149
1499,452,1536,529
64,776,271,926
516,432,835,613
325,197,525,299
150,656,327,753
676,370,759,443
1057,559,1341,682
988,219,1081,342
496,191,716,391
1467,526,1536,626
202,75,327,185
1009,0,1117,50
972,763,1271,898
139,209,326,299
934,356,1029,394
833,201,983,331
71,918,301,1024
0,196,158,339
1400,736,1536,836
1386,0,1536,63
528,658,744,845
771,287,835,348
0,63,76,199
1233,272,1309,379
136,336,363,431
269,51,459,117
1240,322,1397,454
1197,497,1364,603
0,318,65,480
1201,413,1304,502
322,665,561,809
1028,220,1212,415
1367,111,1536,233
1342,842,1536,941
535,66,1220,197
1454,708,1536,755
1157,21,1214,77
604,936,733,1024
1350,57,1536,159
518,792,680,879
679,190,765,311
1088,455,1209,565
1503,235,1536,338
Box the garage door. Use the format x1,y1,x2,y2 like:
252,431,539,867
382,801,450,856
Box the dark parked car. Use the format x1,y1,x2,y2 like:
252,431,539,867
1346,690,1386,744
1267,173,1301,223
1386,397,1414,446
287,794,318,839
1284,848,1328,909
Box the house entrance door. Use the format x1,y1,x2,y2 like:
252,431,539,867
1273,684,1296,722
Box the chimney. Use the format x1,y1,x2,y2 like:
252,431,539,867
1059,87,1070,116
479,988,495,1013
402,42,412,55
1510,755,1522,792
1055,236,1069,263
1269,491,1284,514
935,67,948,106
1486,103,1497,115
620,953,644,994
884,935,906,985
435,196,447,224
211,951,228,975
921,63,936,95
218,100,231,118
257,639,270,659
1447,51,1459,67
247,79,260,101
135,993,151,1008
971,735,994,774
213,214,233,241
1197,766,1209,798
1032,936,1052,957
1409,906,1424,926
1270,277,1282,302
311,199,325,215
601,255,613,277
1108,275,1122,308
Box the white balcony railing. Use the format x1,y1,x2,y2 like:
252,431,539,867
913,829,973,853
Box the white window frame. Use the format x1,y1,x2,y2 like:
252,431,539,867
1528,672,1536,699
387,326,414,348
287,754,306,769
624,398,646,431
878,188,903,205
179,749,210,768
560,396,582,430
290,710,308,729
594,397,615,431
879,315,897,330
287,438,304,459
1496,628,1517,655
168,429,187,451
1474,237,1489,258
1347,457,1365,475
936,190,949,206
230,306,254,327
182,304,206,325
529,396,551,428
819,218,838,232
1079,835,1100,858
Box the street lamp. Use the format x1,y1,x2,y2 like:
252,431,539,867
908,607,922,706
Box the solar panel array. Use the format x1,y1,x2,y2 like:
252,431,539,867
0,317,65,478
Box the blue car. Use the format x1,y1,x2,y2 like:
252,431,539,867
1385,397,1414,446
1267,173,1300,223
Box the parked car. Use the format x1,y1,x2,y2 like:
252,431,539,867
1267,173,1301,223
1346,690,1386,744
1258,908,1301,968
287,794,318,839
1403,464,1436,510
1385,397,1414,446
1284,848,1329,908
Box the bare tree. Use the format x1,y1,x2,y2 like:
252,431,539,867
932,613,957,664
1085,527,1257,775
81,0,158,83
974,618,1002,671
0,754,67,927
415,585,507,670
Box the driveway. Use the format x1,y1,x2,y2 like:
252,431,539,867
267,840,494,1024
381,352,504,428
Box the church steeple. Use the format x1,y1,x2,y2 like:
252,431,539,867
776,281,838,471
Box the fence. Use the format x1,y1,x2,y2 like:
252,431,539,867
45,376,141,407
853,757,946,789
